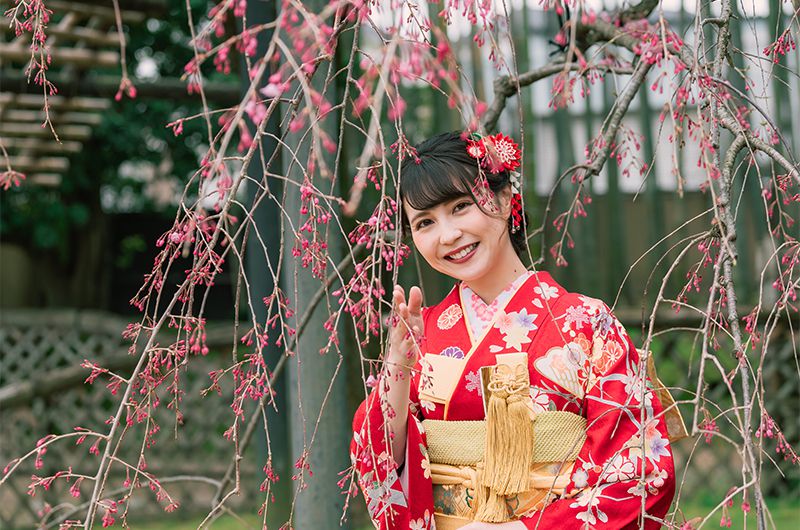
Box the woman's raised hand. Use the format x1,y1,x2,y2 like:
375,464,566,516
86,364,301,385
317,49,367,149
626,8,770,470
387,285,424,370
383,285,424,467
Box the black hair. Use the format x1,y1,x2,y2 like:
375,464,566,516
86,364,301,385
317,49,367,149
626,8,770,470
399,131,528,255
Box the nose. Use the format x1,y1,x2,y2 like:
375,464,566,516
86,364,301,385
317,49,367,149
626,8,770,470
438,220,462,246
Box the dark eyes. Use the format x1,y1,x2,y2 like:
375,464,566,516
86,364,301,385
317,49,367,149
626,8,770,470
453,200,472,212
413,200,472,230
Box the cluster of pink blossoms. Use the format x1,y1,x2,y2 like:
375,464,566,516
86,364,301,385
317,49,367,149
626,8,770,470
292,180,333,280
763,29,796,63
353,26,486,126
347,197,410,271
626,19,684,66
0,169,26,190
330,198,411,341
698,415,719,444
756,414,799,463
4,0,56,92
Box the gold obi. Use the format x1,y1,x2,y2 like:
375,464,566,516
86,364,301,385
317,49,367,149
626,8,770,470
424,411,587,529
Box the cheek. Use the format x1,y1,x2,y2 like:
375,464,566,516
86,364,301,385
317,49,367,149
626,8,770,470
468,210,501,235
411,233,436,263
478,216,508,243
411,233,434,259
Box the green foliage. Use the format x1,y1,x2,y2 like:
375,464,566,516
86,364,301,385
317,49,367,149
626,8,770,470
0,0,235,263
116,234,148,269
678,494,799,529
0,177,94,261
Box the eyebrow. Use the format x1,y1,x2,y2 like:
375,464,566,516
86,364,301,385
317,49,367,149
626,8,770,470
409,210,429,225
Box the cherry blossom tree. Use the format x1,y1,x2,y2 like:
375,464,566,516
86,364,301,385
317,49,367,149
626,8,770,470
1,0,798,528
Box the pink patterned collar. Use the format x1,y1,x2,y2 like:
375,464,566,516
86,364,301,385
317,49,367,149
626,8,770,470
460,271,533,338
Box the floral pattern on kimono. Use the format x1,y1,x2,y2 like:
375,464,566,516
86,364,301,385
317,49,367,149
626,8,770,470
517,292,675,529
351,365,434,529
351,271,675,529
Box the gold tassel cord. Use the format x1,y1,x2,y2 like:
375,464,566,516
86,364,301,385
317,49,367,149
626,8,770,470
483,363,534,494
473,486,511,522
473,362,535,522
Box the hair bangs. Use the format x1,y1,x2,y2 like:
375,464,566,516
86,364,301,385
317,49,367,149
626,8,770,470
400,158,474,212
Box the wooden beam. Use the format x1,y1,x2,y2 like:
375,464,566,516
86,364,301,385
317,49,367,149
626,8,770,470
0,122,93,140
47,0,147,23
7,156,70,172
0,43,120,68
0,11,121,47
52,26,122,47
28,173,63,186
1,137,82,153
0,93,111,112
0,73,241,105
53,11,79,35
3,109,104,125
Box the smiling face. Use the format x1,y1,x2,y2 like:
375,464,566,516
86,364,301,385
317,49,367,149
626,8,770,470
399,131,528,300
404,189,518,288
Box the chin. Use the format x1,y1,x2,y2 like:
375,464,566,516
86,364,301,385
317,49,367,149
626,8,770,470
441,264,487,283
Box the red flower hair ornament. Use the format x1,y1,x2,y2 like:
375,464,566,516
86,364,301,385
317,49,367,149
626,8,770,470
466,133,524,233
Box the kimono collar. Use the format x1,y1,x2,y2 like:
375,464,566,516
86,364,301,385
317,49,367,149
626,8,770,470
460,270,534,338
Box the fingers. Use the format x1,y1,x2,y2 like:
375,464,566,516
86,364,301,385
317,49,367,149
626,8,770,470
392,285,409,324
392,285,423,324
392,285,406,308
388,286,423,365
407,285,423,316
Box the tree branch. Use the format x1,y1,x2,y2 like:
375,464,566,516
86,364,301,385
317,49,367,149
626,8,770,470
616,0,659,24
585,58,652,177
481,61,634,132
482,61,568,132
712,2,767,524
719,114,800,184
722,133,748,186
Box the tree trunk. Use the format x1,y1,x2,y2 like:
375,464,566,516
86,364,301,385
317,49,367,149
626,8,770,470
280,8,351,526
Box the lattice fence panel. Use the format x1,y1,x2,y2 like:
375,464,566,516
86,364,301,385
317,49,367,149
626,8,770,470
0,311,260,529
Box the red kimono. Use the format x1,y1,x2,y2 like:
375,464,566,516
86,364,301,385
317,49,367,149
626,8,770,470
351,271,675,529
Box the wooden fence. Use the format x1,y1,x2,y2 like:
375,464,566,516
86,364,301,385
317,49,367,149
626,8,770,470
0,310,260,528
369,3,798,309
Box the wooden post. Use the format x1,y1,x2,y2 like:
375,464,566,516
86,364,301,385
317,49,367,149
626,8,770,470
602,78,628,303
279,5,351,527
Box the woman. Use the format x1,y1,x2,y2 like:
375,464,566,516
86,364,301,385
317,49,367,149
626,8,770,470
350,132,676,529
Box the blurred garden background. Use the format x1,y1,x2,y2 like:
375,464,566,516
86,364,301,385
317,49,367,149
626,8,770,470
1,0,798,528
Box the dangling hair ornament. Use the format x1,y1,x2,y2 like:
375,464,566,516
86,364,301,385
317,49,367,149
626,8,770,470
466,133,524,233
508,171,522,233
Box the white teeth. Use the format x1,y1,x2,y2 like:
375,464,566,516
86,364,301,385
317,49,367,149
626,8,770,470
449,243,477,260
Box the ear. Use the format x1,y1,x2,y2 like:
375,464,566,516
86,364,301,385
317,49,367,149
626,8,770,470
495,185,513,218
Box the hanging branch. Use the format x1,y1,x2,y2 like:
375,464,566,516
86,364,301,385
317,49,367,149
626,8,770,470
2,0,798,528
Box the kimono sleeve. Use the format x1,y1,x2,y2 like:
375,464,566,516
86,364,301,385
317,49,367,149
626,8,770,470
521,297,675,530
349,309,436,530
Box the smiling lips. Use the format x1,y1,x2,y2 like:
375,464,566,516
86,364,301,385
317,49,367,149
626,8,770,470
444,242,479,262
